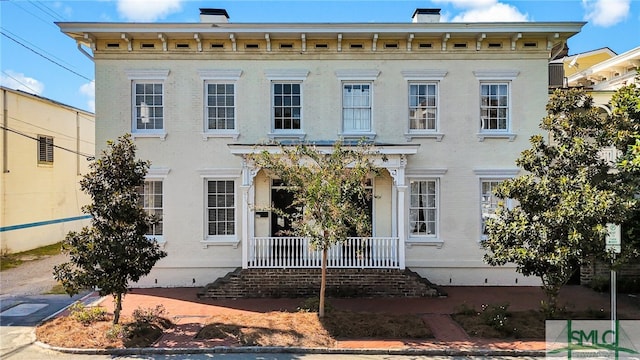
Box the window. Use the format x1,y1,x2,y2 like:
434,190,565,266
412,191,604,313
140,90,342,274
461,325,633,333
133,82,164,132
273,83,301,131
409,83,437,131
139,180,163,240
37,135,54,164
477,172,517,240
206,83,235,131
207,180,235,236
342,83,371,132
480,83,509,131
409,179,438,237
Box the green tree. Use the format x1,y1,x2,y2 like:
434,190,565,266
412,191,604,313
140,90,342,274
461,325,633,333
609,80,640,261
482,88,630,315
54,134,167,324
247,140,383,317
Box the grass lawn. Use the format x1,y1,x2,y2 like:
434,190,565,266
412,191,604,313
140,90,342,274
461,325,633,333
0,242,62,271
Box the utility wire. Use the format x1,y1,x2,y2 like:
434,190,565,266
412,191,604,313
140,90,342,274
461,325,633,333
28,1,65,22
1,27,79,72
7,0,59,31
1,31,93,82
8,116,95,146
0,125,95,160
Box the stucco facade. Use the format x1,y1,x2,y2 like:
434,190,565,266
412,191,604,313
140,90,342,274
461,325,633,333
58,9,584,287
0,87,94,253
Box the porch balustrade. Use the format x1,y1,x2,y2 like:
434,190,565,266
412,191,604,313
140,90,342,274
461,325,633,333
248,237,400,269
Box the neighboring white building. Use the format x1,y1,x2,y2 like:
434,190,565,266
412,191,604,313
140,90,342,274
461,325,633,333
57,8,584,287
0,87,95,253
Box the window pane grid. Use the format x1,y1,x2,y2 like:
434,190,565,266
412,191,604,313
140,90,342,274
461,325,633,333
207,180,235,236
134,82,164,131
481,180,501,237
273,83,301,130
206,83,235,130
409,83,437,130
480,83,508,131
138,180,163,236
343,83,371,132
409,180,437,236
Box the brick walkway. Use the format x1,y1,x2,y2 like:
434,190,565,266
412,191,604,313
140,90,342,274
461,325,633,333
96,285,640,352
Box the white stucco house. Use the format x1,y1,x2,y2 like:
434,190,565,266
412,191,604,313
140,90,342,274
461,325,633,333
56,8,584,290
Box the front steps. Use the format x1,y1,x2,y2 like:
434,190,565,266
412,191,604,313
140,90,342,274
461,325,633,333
198,268,444,299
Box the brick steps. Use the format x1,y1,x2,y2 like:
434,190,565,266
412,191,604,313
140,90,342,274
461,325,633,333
198,268,445,299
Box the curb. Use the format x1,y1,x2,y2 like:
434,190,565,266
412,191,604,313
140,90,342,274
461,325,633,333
34,342,546,357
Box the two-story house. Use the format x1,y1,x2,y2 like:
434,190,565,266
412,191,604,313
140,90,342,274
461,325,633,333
56,8,584,290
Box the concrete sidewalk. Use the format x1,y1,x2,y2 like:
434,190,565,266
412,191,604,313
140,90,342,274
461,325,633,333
41,285,640,356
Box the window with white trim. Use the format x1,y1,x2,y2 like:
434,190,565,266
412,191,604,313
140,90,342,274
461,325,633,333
409,83,438,131
409,179,438,237
207,180,235,236
480,179,515,240
133,82,164,132
206,82,235,131
37,135,54,164
480,83,509,131
342,83,372,132
139,180,163,241
273,82,301,131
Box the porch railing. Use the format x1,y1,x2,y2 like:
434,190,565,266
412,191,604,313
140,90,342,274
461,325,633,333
247,237,400,269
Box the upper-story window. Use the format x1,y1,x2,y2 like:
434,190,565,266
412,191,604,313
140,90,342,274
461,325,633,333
264,69,309,140
126,69,170,139
273,82,301,131
402,70,447,141
473,70,518,141
134,83,164,132
38,135,54,164
480,83,509,131
199,69,242,140
206,83,235,131
409,83,437,131
342,83,372,133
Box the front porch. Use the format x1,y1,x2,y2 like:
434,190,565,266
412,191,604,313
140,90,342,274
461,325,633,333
230,143,421,271
247,236,400,268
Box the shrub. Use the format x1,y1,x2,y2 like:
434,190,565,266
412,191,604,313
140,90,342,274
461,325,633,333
69,302,107,325
297,297,332,313
132,304,167,324
480,303,510,332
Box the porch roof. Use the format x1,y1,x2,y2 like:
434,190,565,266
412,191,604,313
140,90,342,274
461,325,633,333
228,142,420,155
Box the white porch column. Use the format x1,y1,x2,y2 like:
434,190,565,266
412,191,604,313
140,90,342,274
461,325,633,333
240,158,258,269
387,154,408,270
396,185,407,269
240,184,250,269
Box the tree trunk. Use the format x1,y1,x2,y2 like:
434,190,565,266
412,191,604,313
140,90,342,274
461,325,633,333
319,247,327,318
113,292,122,324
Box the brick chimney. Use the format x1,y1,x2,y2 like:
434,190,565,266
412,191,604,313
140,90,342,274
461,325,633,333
200,8,229,23
412,8,441,23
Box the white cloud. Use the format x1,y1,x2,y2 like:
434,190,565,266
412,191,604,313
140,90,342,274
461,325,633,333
79,81,96,112
0,70,44,95
451,3,529,22
583,0,630,27
117,0,183,22
433,0,499,9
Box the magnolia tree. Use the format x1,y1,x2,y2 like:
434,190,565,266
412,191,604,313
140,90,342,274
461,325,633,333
54,134,167,324
482,88,631,315
247,140,384,317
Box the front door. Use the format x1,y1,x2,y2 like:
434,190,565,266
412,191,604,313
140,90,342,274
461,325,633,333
271,179,296,237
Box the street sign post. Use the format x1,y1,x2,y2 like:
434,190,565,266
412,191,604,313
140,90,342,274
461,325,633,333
606,223,621,335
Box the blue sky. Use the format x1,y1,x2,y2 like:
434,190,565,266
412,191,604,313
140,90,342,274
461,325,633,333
1,0,638,113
